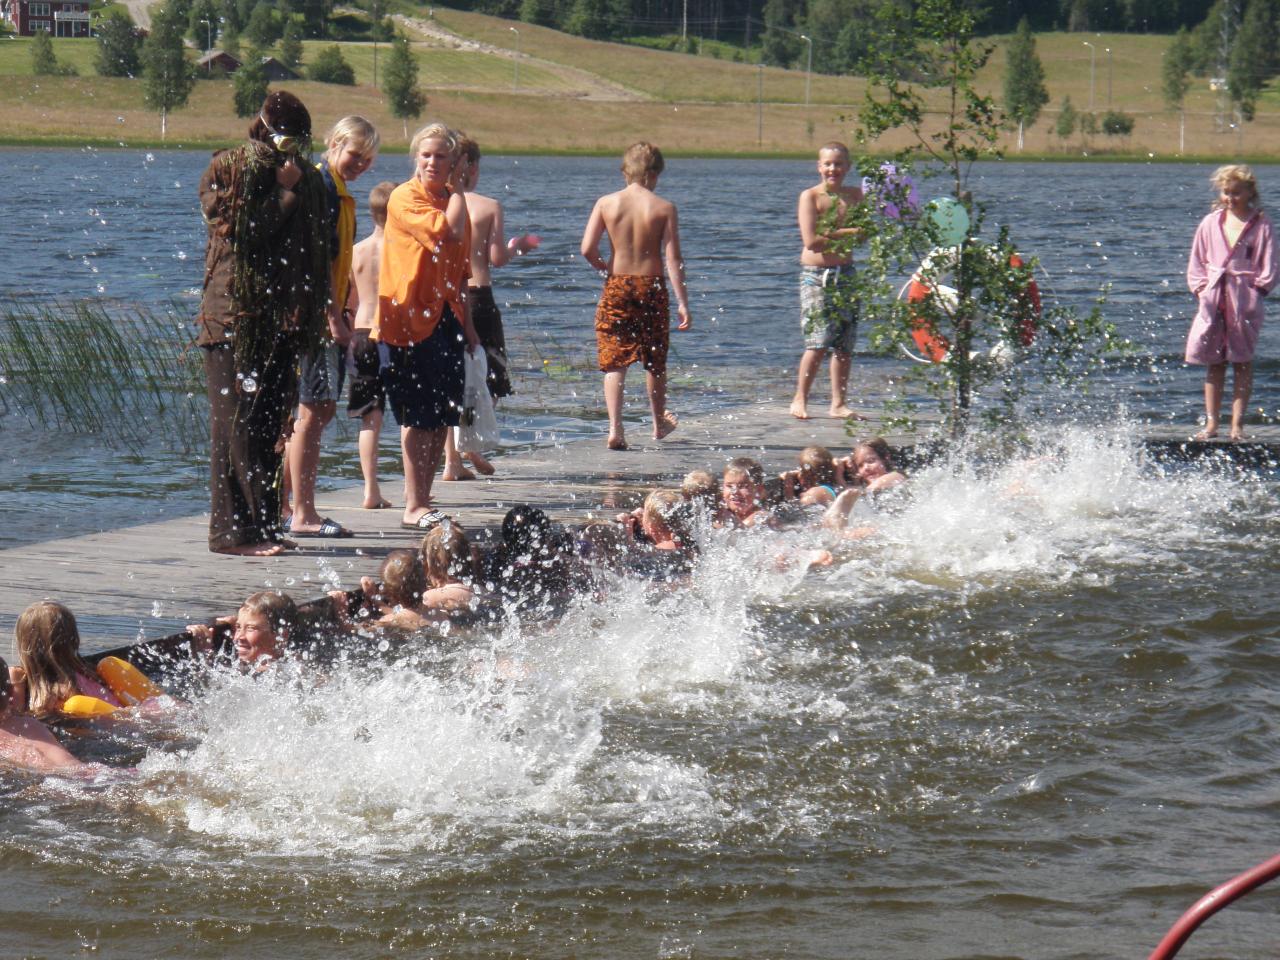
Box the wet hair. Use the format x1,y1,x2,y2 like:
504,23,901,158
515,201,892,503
642,489,682,535
241,591,299,637
421,522,472,586
326,115,380,158
248,90,312,144
408,122,458,166
14,600,93,718
622,141,664,184
681,469,717,506
502,505,554,556
852,437,895,471
379,550,427,607
799,445,837,486
1211,163,1261,210
369,180,396,228
576,520,627,566
724,457,765,487
819,141,850,161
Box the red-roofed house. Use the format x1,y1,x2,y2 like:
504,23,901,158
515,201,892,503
2,0,91,36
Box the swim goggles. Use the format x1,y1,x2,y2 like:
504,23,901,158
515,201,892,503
258,113,308,155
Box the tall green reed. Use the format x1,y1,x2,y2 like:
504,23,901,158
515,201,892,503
0,299,206,451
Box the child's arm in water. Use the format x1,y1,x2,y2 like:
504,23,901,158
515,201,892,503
0,713,84,772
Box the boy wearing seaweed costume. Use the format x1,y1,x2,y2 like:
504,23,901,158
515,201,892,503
790,141,865,422
581,141,691,451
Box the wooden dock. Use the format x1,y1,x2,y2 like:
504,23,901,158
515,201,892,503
2,406,1276,662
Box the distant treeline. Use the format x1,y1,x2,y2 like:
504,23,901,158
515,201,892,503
440,0,1217,69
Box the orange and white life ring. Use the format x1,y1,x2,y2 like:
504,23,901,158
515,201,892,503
902,250,1041,364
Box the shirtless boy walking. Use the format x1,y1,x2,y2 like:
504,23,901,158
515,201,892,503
581,141,691,451
791,141,864,421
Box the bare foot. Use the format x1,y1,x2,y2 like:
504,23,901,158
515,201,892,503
654,411,678,440
467,451,496,476
830,404,867,420
607,436,628,451
1194,427,1219,441
362,495,392,509
1230,428,1248,442
214,541,286,557
789,398,810,420
442,463,477,481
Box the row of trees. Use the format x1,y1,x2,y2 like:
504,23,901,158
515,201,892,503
63,2,427,137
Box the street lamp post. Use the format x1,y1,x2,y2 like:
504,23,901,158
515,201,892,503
800,33,812,107
757,63,763,147
1082,40,1096,111
510,26,520,91
200,17,212,51
1105,46,1113,107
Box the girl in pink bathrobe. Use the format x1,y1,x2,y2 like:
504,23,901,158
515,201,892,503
1186,164,1276,441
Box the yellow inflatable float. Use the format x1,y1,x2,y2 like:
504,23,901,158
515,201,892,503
61,656,165,718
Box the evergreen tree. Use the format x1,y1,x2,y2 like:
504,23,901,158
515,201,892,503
383,33,425,138
221,26,242,61
1227,0,1278,121
1003,17,1049,151
761,0,802,66
1163,26,1194,153
95,11,143,77
244,0,282,47
233,48,269,117
142,3,197,138
307,44,355,84
1054,95,1077,139
521,0,560,27
187,0,219,50
299,0,330,37
279,19,304,69
564,0,613,39
30,30,61,76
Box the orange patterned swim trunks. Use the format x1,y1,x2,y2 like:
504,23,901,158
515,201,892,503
594,274,670,373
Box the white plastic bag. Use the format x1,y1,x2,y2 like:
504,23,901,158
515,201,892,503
457,348,500,453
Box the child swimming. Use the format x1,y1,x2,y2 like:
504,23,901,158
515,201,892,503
0,654,84,771
779,445,840,507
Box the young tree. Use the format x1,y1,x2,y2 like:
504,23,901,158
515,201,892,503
1003,17,1049,151
279,19,304,69
244,0,282,47
1162,26,1194,154
30,30,61,76
1100,109,1135,136
383,33,426,137
307,44,355,84
1054,95,1077,142
142,3,197,139
855,0,1122,436
95,12,143,77
233,48,269,116
1227,0,1278,122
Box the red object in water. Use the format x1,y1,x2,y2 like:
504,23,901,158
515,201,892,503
1148,851,1280,960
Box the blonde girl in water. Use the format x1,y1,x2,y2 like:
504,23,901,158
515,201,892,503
1186,164,1277,441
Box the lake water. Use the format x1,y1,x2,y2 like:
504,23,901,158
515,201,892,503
1,151,1278,958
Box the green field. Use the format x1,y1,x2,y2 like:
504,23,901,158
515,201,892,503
1,9,1278,158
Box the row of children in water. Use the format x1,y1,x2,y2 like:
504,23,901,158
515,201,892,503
1,437,906,773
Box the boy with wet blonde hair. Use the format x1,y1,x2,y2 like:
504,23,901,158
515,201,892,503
346,180,397,510
581,141,692,451
791,140,864,422
286,114,381,537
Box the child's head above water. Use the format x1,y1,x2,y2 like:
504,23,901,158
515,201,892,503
681,469,718,511
14,600,91,716
850,437,895,483
722,457,766,520
236,591,297,667
622,141,664,185
798,445,836,487
421,522,472,586
642,489,683,544
378,550,427,608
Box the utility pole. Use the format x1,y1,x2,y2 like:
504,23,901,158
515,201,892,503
510,26,520,91
800,33,812,107
1082,40,1095,111
757,63,763,147
1105,46,1112,107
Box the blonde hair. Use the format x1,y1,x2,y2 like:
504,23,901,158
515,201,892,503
408,122,458,167
725,457,765,486
1212,164,1261,210
642,489,682,531
622,141,665,184
799,445,836,486
326,115,380,157
14,600,92,718
241,591,298,636
421,523,472,586
819,141,850,161
378,550,427,607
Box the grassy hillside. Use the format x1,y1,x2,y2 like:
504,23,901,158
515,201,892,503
1,15,1278,158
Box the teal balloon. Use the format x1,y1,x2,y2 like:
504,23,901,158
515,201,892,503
926,197,970,246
